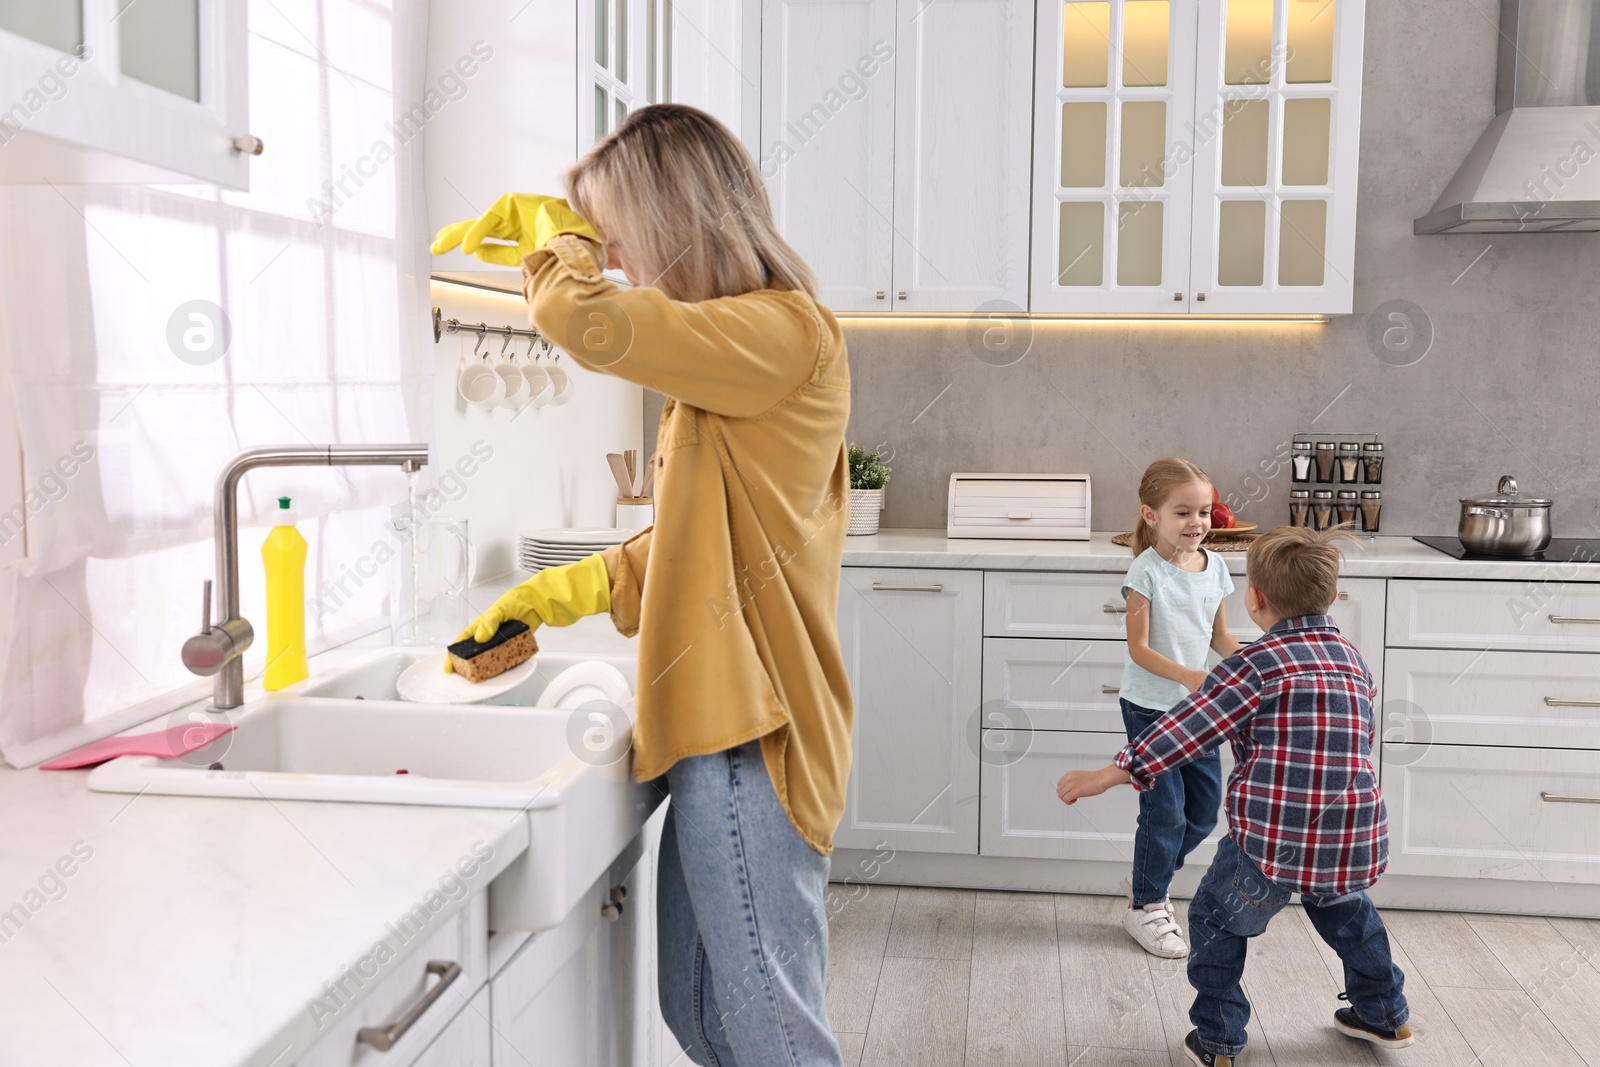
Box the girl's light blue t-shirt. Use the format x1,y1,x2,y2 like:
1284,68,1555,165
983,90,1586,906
1119,547,1235,712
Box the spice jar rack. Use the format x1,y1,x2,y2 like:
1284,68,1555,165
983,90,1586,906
1289,432,1383,534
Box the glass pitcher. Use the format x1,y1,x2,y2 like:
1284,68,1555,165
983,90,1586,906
389,510,471,646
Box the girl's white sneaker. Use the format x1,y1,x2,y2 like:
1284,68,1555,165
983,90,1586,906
1123,900,1189,958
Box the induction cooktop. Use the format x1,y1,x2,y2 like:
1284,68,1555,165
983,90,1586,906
1413,536,1600,563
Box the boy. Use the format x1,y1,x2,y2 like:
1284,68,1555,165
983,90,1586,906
1056,526,1412,1066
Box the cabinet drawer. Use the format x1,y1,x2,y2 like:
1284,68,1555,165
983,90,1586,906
1388,578,1600,652
984,571,1130,639
1383,743,1600,884
298,892,488,1067
1384,648,1600,751
412,984,490,1067
982,638,1127,732
977,729,1232,862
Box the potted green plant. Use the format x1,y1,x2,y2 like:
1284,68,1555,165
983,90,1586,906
847,444,891,536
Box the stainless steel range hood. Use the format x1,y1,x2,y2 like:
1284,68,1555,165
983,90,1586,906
1415,0,1600,234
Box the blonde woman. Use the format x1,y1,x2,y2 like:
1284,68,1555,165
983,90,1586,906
433,104,853,1065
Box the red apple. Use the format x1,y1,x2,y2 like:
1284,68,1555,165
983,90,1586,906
1212,502,1236,529
1212,485,1220,503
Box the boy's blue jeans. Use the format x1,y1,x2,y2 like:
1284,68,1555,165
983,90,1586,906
654,739,845,1067
1187,834,1409,1057
1120,698,1222,907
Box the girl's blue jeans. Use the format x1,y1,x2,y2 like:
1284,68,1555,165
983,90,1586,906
653,739,845,1067
1120,698,1223,908
1186,834,1409,1056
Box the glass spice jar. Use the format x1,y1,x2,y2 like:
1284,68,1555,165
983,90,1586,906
1336,489,1359,527
1360,490,1382,533
1361,442,1384,484
1289,488,1311,527
1291,442,1314,483
1337,442,1362,483
1315,442,1337,483
1312,490,1335,531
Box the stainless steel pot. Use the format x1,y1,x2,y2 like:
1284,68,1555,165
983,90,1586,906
1458,475,1553,556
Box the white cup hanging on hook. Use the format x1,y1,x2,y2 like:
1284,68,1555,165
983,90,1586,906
522,334,555,408
494,333,531,409
545,341,574,406
457,328,505,408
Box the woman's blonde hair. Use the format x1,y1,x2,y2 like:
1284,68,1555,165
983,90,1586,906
564,104,818,303
1132,457,1213,555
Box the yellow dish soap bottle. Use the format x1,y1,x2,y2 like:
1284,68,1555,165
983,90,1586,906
263,495,308,690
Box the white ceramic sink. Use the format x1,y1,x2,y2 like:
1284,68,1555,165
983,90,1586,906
87,649,660,930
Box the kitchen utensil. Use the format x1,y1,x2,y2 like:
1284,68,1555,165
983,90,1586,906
392,516,472,646
545,355,573,406
1458,474,1553,557
641,452,657,497
395,651,539,704
42,722,236,770
624,450,636,494
457,358,504,407
606,454,634,498
495,351,530,409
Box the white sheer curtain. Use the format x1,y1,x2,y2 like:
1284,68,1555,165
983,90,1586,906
0,0,434,766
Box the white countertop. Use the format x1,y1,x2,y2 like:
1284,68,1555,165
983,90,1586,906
841,529,1600,581
0,610,634,1067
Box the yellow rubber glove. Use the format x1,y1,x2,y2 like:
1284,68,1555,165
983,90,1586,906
429,193,600,266
444,553,612,672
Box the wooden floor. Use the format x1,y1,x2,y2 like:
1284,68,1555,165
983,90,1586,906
822,885,1600,1067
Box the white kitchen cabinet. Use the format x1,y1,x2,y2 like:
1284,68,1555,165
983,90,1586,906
1387,578,1600,654
761,0,897,311
1383,743,1600,886
979,727,1234,861
891,0,1034,311
1220,575,1385,695
1187,0,1366,314
835,567,983,854
489,840,653,1067
1031,0,1199,313
1383,647,1600,752
1030,0,1365,315
0,0,251,188
983,637,1128,733
411,985,491,1067
984,570,1131,640
762,0,1034,312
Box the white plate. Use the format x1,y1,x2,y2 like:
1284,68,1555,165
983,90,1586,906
396,650,540,704
520,554,593,565
535,661,634,710
522,528,630,546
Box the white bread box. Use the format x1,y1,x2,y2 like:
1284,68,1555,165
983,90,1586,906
947,473,1092,540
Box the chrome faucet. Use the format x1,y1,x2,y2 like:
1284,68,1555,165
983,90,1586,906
182,444,429,710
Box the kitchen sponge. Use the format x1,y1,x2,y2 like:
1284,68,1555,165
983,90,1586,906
446,620,539,683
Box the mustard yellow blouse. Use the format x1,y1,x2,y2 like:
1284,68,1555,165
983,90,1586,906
522,235,854,854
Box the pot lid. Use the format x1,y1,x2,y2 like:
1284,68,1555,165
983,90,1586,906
1460,474,1553,507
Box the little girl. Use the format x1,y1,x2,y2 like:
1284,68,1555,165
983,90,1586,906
1105,457,1240,958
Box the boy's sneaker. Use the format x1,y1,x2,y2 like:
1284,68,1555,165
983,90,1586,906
1334,995,1415,1049
1123,898,1188,958
1183,1029,1233,1066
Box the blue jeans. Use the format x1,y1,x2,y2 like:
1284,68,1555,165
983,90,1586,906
1186,835,1409,1057
1120,698,1222,907
654,740,844,1067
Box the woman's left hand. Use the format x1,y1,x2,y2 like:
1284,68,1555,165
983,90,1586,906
430,193,599,265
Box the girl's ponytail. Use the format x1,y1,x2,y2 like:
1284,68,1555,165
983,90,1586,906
1131,457,1213,555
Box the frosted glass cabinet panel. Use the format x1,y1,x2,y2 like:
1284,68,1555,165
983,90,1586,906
1032,0,1198,313
1189,0,1365,314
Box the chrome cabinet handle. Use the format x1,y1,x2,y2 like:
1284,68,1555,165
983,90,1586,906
871,582,943,593
356,960,462,1051
1541,792,1600,805
1101,684,1121,694
1103,604,1128,614
1338,591,1349,600
1550,615,1600,625
1545,697,1600,708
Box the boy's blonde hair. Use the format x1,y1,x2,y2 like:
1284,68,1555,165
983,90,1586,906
1245,526,1348,618
1132,457,1213,556
564,103,819,303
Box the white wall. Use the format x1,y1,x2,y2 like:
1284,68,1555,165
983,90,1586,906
426,282,642,584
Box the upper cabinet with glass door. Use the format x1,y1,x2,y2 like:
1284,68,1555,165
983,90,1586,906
0,0,252,188
580,0,674,151
1031,0,1365,315
1189,0,1364,314
1032,0,1198,313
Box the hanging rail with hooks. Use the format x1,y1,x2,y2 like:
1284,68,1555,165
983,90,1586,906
432,306,544,346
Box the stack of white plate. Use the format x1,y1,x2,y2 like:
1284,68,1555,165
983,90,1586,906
518,528,630,573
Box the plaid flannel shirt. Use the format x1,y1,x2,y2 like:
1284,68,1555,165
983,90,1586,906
1113,614,1388,897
